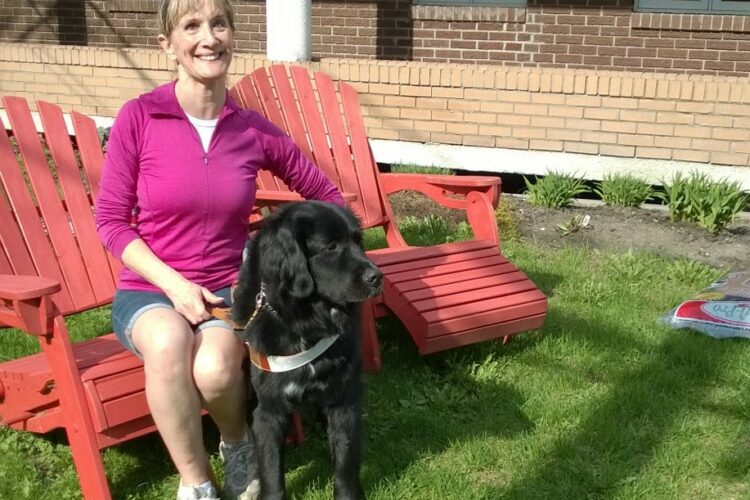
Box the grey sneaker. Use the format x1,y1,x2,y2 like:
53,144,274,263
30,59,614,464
220,428,261,500
176,482,219,500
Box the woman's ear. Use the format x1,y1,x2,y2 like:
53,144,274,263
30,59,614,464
158,34,177,61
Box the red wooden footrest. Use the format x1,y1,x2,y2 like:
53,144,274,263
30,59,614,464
370,240,547,354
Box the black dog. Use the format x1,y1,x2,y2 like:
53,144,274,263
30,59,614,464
231,201,382,500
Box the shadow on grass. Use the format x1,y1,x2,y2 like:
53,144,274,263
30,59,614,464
279,306,545,497
483,303,736,500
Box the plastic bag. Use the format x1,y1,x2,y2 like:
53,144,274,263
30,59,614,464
663,271,750,339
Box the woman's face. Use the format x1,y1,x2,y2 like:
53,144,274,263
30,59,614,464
158,1,234,87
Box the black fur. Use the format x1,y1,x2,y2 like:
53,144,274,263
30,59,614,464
232,201,382,500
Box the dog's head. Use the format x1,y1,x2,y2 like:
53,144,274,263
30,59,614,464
256,201,382,306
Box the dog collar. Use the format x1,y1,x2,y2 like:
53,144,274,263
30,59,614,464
247,335,340,372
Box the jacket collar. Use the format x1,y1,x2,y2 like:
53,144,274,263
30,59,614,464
142,80,240,121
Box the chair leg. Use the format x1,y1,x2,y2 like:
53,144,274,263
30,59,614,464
42,317,112,499
360,300,381,373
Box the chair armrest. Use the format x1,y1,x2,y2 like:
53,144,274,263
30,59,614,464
255,190,358,207
379,173,501,209
0,275,60,335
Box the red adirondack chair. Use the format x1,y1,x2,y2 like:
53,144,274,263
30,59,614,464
0,97,303,499
230,65,548,369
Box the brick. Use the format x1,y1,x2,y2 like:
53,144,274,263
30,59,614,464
530,139,564,151
463,135,496,147
618,134,654,147
601,120,637,134
478,124,512,137
710,152,749,166
495,137,529,149
673,149,711,163
636,123,674,136
674,124,711,138
548,105,583,118
692,138,730,152
599,144,635,157
565,142,599,155
655,136,691,149
636,147,672,160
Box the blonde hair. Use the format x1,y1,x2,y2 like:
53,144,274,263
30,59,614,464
158,0,235,36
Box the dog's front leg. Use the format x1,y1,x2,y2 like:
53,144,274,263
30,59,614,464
253,404,289,500
324,402,364,500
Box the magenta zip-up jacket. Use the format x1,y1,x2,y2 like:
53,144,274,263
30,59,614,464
96,81,344,292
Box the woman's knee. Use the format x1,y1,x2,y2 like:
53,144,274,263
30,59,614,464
193,331,244,397
132,310,195,377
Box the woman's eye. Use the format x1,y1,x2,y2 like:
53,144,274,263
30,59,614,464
184,22,199,32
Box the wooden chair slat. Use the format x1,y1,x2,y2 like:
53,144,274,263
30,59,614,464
379,247,503,277
340,81,386,228
0,242,12,275
251,67,287,132
395,261,518,293
38,101,116,305
0,187,36,276
426,291,548,337
290,66,341,185
70,110,122,280
415,279,539,313
4,97,96,311
269,65,314,162
233,75,264,115
369,240,497,267
0,110,73,311
313,72,366,220
403,269,529,302
425,288,547,325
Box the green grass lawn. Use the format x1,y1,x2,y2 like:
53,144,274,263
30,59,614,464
2,218,750,499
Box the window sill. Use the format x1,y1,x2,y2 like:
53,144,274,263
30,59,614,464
631,12,750,32
412,5,526,23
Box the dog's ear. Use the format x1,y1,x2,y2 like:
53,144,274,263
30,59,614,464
265,224,314,298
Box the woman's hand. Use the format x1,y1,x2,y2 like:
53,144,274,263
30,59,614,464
165,279,225,325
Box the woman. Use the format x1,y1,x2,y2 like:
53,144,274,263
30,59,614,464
95,1,344,499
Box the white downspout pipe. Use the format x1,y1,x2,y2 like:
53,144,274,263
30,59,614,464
266,0,312,61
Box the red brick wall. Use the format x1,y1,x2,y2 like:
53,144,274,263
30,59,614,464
2,1,749,77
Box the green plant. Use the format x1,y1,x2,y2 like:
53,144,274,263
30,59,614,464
524,172,590,209
494,198,521,241
389,163,454,175
556,214,591,236
656,172,749,234
593,173,653,207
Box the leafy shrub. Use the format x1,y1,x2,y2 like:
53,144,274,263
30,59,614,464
524,172,589,209
656,172,749,234
494,198,521,241
593,173,653,207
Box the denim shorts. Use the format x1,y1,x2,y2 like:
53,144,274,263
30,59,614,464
112,286,233,358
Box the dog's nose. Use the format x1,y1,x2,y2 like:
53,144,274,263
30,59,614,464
364,266,382,287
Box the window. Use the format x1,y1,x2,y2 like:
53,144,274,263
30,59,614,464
636,0,750,14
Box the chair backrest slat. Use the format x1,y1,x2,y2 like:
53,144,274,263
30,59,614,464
39,101,116,304
234,73,290,192
4,96,98,312
0,108,74,311
339,81,387,227
313,72,371,222
269,66,314,161
71,110,123,282
251,68,287,133
290,66,342,187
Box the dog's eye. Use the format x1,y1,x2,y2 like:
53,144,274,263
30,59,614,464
327,242,338,251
